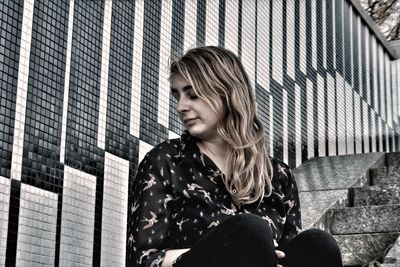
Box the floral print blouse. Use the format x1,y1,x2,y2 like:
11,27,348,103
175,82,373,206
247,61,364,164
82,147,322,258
127,131,302,267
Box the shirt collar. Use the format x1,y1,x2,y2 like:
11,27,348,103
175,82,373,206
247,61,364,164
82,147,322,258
178,130,221,175
179,130,201,163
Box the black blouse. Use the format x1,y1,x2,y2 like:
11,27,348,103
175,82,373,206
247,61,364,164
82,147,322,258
127,131,301,267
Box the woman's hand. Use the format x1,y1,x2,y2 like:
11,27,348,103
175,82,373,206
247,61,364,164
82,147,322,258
161,248,190,267
275,250,285,267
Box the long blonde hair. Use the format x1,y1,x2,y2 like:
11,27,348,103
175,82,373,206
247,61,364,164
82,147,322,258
170,46,273,205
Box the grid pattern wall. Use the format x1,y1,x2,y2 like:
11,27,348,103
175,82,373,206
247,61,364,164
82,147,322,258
0,0,399,265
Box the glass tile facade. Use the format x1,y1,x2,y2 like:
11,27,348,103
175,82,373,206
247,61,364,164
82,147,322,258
0,0,399,265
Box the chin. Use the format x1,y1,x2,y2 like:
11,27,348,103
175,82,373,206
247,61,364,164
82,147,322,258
187,130,202,139
187,127,205,139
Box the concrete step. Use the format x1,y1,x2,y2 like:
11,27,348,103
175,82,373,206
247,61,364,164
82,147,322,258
335,232,399,266
370,167,400,186
382,236,400,266
352,185,400,206
387,152,400,166
327,204,400,235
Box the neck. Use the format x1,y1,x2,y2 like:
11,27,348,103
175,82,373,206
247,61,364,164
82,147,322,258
197,137,229,174
200,137,227,156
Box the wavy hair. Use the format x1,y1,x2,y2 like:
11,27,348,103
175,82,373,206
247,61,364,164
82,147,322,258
170,46,273,205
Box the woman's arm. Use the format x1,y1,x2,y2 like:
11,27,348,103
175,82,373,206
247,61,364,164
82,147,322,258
161,249,190,267
128,152,173,267
280,166,302,247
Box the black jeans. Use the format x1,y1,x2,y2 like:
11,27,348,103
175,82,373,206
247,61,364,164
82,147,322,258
173,214,343,267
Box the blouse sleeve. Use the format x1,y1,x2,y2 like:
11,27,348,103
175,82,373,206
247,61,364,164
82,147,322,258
128,152,173,267
279,166,302,247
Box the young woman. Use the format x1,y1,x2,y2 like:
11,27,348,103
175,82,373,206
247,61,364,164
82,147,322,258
127,46,342,267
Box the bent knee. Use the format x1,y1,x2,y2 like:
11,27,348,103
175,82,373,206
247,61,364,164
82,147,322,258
283,229,343,267
223,214,276,261
292,228,342,258
228,214,274,244
297,229,338,246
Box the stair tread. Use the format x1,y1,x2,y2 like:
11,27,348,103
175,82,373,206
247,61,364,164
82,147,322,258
370,166,400,176
370,166,400,184
334,233,399,266
328,204,400,234
371,166,400,170
353,185,400,206
387,152,400,166
383,235,400,266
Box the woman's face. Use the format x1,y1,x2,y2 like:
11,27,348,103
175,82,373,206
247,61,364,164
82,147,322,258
170,73,221,142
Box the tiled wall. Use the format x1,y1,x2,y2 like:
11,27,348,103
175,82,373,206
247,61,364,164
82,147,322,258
0,0,399,265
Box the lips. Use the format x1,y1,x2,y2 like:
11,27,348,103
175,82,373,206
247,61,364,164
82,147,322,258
183,118,198,125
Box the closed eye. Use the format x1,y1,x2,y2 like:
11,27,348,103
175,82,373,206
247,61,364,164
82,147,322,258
184,87,198,100
170,86,198,100
188,92,198,100
171,89,179,101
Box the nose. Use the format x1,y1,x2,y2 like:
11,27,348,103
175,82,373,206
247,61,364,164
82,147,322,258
176,96,189,113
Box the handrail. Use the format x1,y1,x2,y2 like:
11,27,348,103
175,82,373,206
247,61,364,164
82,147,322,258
349,0,400,60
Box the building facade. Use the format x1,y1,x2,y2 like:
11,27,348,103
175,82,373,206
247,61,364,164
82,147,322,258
0,0,399,265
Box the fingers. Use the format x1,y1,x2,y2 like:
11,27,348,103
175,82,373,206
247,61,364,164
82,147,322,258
276,250,285,267
275,250,285,259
